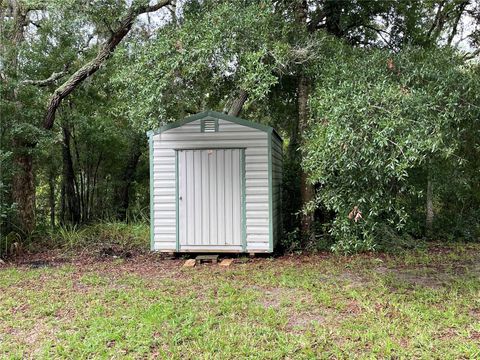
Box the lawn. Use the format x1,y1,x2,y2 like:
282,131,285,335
1,244,480,359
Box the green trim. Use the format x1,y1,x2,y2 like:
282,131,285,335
240,149,247,252
200,118,219,132
153,112,209,133
175,150,180,252
148,134,154,251
149,111,282,141
268,132,274,252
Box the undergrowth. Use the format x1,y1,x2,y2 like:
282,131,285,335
32,222,149,255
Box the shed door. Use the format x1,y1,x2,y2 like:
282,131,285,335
178,149,243,248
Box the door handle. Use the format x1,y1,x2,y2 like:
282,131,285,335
179,196,182,200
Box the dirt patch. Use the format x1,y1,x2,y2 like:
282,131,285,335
248,285,331,333
436,327,459,341
3,321,60,357
286,312,325,331
470,331,480,341
10,303,30,315
249,285,315,310
343,300,362,315
375,254,480,289
393,270,449,288
336,271,371,288
259,288,282,309
246,285,282,309
3,248,480,292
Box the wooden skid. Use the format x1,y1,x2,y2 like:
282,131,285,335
196,254,219,264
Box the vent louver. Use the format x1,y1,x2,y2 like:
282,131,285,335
201,119,218,132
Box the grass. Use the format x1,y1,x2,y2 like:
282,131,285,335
21,222,150,257
1,243,480,359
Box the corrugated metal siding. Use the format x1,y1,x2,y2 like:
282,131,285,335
271,135,283,248
152,147,176,250
151,118,270,252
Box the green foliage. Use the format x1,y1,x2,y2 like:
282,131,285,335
1,0,151,233
112,0,291,127
1,0,480,252
303,44,480,252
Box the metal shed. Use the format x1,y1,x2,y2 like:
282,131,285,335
147,111,282,253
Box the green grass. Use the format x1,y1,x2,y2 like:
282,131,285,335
27,222,150,256
1,244,480,359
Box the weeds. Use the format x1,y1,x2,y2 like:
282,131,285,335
45,221,149,255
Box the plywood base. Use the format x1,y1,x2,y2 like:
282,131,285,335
154,247,271,254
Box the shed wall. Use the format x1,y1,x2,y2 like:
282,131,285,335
151,118,271,252
271,135,283,248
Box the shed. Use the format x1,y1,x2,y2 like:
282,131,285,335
147,111,283,253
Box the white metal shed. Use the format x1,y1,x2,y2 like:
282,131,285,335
147,111,282,253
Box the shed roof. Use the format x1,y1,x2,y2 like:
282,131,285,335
147,111,282,142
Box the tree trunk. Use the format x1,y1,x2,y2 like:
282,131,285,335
283,88,303,233
62,126,81,225
115,136,143,221
324,0,343,37
48,170,55,228
9,2,36,235
60,180,66,225
11,141,35,235
297,74,314,237
294,0,315,239
89,153,102,220
228,89,248,117
426,168,434,237
71,130,85,221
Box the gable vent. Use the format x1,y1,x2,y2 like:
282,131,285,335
201,119,218,133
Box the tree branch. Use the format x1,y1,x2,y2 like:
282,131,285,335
307,8,326,33
359,24,395,50
427,1,446,39
43,0,171,130
28,19,41,28
447,1,468,45
463,48,480,60
21,70,67,87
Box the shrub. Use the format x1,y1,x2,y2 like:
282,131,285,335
303,46,480,252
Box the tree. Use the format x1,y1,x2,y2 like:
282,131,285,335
1,0,172,235
1,0,479,253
